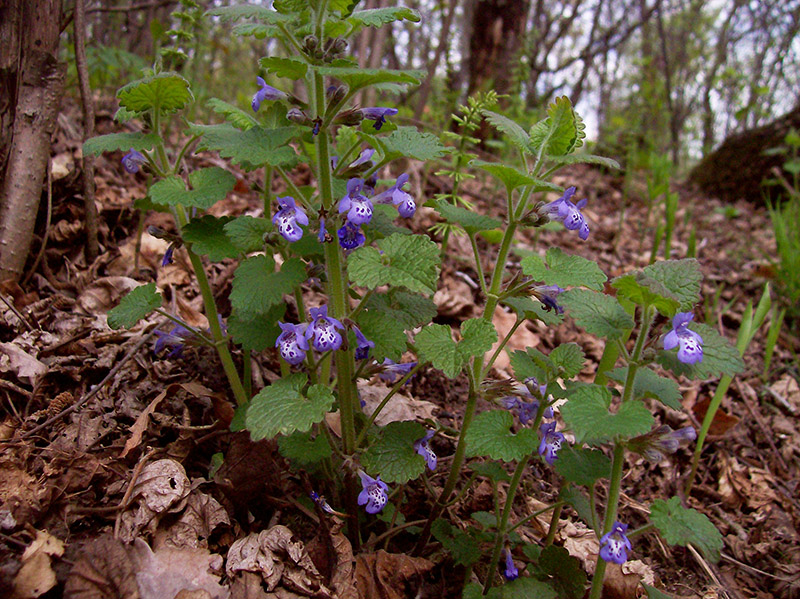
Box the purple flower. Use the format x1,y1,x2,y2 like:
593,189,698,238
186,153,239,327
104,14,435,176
161,244,176,267
310,491,335,514
599,522,632,565
348,148,375,169
541,186,590,240
338,178,373,226
276,322,309,365
353,327,375,360
503,548,519,581
538,421,564,465
357,471,389,514
632,425,697,463
252,76,288,112
306,305,345,352
360,107,398,130
122,149,147,173
502,396,539,425
338,223,365,250
414,430,437,471
372,173,416,218
273,196,309,242
533,284,565,313
318,217,328,243
378,358,416,384
154,323,192,358
663,312,703,364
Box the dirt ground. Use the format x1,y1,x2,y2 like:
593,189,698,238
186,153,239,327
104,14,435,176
1,102,799,599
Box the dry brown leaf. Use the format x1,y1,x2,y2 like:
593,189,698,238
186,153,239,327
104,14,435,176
229,572,270,599
717,452,778,509
354,550,433,599
121,390,168,458
433,276,476,318
770,375,800,414
12,530,65,599
163,492,230,549
64,535,139,599
76,276,141,316
0,342,47,385
489,306,540,372
357,381,437,426
0,459,45,530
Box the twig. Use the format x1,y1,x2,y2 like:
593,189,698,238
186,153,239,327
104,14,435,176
73,0,99,262
0,379,32,400
0,291,34,332
19,322,164,439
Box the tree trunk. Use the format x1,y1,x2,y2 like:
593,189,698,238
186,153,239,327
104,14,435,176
0,0,65,283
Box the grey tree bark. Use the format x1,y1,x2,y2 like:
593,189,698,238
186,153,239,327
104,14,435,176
0,0,65,283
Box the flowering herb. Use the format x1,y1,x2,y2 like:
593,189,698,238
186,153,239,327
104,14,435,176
338,178,373,226
122,149,147,173
663,312,703,364
599,521,632,565
360,107,398,130
153,323,193,358
378,358,416,384
503,548,519,581
352,326,375,360
357,471,389,514
306,305,345,352
337,223,365,250
273,196,309,242
372,173,416,218
252,76,288,112
532,284,565,313
414,430,437,471
541,186,590,240
538,421,565,464
276,322,309,365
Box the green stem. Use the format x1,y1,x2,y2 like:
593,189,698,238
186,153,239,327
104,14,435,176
482,318,522,379
175,206,247,406
544,499,564,546
355,362,424,447
154,308,213,345
468,233,488,295
507,501,563,533
263,166,274,218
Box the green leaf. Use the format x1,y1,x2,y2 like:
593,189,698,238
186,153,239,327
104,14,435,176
182,215,239,261
607,367,682,411
416,318,497,379
348,233,440,295
277,431,332,467
259,56,308,79
465,410,538,462
481,110,530,153
434,199,501,233
247,375,334,440
559,486,595,527
224,216,272,252
560,289,634,339
206,98,258,130
228,304,285,351
83,132,161,156
149,167,235,210
643,584,674,599
315,66,422,93
230,255,306,316
508,348,548,382
561,385,654,444
650,497,723,562
382,126,447,161
545,153,621,170
611,272,680,316
431,519,481,567
363,203,412,239
643,259,702,311
231,22,279,38
502,297,563,326
549,343,585,379
117,72,192,114
355,310,408,362
521,248,607,291
499,577,559,599
348,6,420,27
468,461,511,482
205,5,293,23
363,290,437,329
362,421,426,484
536,545,587,599
657,323,744,380
529,96,584,157
107,283,162,329
470,160,540,191
190,123,297,169
554,445,611,486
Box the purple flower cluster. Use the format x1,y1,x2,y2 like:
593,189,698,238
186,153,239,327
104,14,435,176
599,521,632,564
663,312,703,364
541,186,590,240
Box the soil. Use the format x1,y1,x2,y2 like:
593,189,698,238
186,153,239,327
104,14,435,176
1,101,798,599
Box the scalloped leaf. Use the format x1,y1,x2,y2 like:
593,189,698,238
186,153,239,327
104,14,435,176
259,56,308,80
549,343,585,379
465,410,538,462
611,272,681,316
190,123,297,169
554,445,611,486
643,259,702,312
607,367,683,411
205,5,293,23
231,23,279,38
434,199,501,233
230,255,306,316
348,7,420,27
431,520,481,567
546,153,621,170
650,497,723,562
83,132,161,156
529,96,584,157
315,66,422,92
381,126,447,161
182,215,239,261
107,283,162,329
149,167,235,210
481,110,530,152
470,160,539,191
362,421,426,484
416,318,497,379
521,247,607,291
117,72,192,114
223,216,272,252
560,289,634,339
347,233,440,295
247,375,334,440
362,290,437,329
355,310,408,362
278,431,332,467
228,304,285,352
561,384,654,444
206,98,258,130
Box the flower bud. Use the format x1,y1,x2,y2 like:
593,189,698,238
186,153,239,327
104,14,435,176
326,85,347,104
335,108,364,126
287,108,311,125
303,35,318,51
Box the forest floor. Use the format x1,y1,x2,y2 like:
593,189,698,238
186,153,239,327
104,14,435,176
1,103,799,599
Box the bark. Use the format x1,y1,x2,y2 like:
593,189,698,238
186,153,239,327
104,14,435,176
0,0,65,283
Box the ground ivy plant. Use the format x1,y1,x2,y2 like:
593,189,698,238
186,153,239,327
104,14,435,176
85,2,743,597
